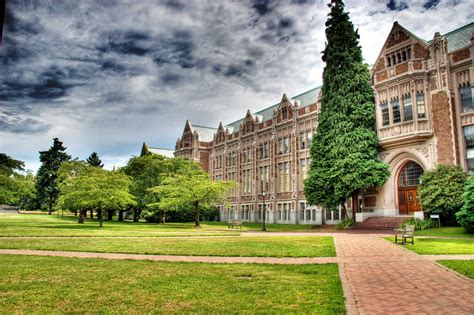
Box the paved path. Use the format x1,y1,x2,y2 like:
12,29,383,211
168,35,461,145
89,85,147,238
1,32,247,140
0,232,473,314
335,235,474,315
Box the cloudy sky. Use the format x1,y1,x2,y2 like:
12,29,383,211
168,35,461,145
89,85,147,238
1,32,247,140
1,0,473,171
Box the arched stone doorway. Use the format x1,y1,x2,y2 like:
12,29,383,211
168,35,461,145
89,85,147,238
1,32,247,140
398,161,423,214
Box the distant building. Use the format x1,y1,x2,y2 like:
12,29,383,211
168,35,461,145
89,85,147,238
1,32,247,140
175,22,474,225
140,142,174,158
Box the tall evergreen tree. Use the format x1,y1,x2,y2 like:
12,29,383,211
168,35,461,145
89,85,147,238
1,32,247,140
304,0,389,219
86,152,104,168
36,138,71,214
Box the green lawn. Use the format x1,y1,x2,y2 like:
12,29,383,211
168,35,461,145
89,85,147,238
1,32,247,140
438,260,474,279
386,237,474,255
415,227,473,238
0,235,335,257
0,255,345,314
0,213,316,237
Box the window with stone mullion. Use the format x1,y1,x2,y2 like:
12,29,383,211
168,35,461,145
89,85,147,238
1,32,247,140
460,83,473,113
403,93,413,121
391,98,401,124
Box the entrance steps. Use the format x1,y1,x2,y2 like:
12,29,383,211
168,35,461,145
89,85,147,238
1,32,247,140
354,216,411,230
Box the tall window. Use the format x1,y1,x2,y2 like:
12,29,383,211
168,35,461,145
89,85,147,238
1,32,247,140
464,126,474,171
259,166,269,193
242,169,252,194
299,132,306,149
242,147,252,163
278,162,290,192
391,98,401,124
416,92,426,119
380,101,389,126
460,83,473,113
282,107,288,120
259,142,269,159
403,93,413,121
306,132,312,148
278,137,290,155
300,158,308,188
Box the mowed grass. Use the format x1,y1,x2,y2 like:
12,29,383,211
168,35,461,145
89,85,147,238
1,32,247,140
438,260,474,279
0,235,335,257
385,237,474,255
0,213,316,237
415,227,474,238
0,255,345,314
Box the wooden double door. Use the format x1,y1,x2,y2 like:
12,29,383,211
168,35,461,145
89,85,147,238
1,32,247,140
398,161,423,215
398,187,421,214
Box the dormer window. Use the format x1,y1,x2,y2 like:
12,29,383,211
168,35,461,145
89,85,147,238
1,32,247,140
282,107,288,120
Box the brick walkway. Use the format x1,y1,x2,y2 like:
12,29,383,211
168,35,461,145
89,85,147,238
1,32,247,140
0,233,473,314
336,235,474,315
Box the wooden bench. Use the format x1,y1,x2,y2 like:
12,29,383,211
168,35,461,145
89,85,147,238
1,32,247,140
394,224,415,245
228,220,242,229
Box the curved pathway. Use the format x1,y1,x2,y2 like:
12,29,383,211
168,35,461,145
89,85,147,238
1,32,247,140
0,231,473,314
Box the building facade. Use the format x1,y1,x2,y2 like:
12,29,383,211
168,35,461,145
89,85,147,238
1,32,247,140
175,22,474,224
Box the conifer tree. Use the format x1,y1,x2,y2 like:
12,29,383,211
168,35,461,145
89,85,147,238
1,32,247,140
304,0,389,219
36,138,71,214
86,152,104,168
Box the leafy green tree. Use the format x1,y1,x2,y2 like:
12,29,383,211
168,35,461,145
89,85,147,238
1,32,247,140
122,155,197,223
0,154,36,208
36,138,71,214
58,167,135,227
304,0,389,219
150,166,234,228
419,165,467,225
86,152,104,168
456,175,474,233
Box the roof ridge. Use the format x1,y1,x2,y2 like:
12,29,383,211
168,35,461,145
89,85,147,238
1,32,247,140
290,86,321,99
192,124,217,130
148,146,174,151
440,22,474,38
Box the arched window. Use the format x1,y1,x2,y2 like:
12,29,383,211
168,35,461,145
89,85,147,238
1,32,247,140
399,161,423,187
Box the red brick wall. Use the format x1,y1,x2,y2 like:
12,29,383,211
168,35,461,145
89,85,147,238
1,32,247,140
413,60,423,70
376,70,388,82
431,91,455,165
452,47,470,63
396,63,408,75
413,43,429,59
386,30,410,48
199,151,210,172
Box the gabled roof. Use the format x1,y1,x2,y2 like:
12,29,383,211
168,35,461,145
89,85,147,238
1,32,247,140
191,124,217,142
141,142,174,158
224,86,321,133
430,22,474,53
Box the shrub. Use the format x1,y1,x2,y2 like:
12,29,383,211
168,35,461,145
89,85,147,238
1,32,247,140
419,165,467,225
456,175,474,233
400,218,438,230
335,218,354,230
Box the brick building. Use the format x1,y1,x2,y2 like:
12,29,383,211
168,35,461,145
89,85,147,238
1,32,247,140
174,22,474,225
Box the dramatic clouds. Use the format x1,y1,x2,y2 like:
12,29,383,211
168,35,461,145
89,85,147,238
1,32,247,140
1,0,473,170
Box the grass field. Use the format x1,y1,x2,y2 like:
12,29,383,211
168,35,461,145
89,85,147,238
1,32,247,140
0,255,345,314
415,227,473,238
0,213,317,237
385,237,474,255
437,260,474,279
0,235,335,257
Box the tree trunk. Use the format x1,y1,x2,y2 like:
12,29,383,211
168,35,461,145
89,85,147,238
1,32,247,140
48,199,53,215
133,208,141,222
159,209,166,224
98,207,103,228
90,210,94,219
74,209,78,217
194,201,200,228
351,191,359,220
106,210,113,221
78,210,85,224
118,210,124,222
340,201,347,220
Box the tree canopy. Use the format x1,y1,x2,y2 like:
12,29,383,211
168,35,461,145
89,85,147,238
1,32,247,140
35,138,71,214
86,152,104,168
419,165,467,225
456,175,474,233
150,165,234,227
0,154,36,208
58,167,136,227
304,0,389,218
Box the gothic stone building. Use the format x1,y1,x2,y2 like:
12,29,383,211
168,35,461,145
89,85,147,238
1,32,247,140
174,22,474,225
